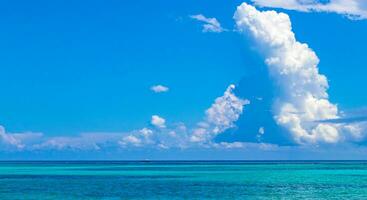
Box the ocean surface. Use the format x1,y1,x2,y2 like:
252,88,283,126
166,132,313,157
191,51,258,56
0,161,367,199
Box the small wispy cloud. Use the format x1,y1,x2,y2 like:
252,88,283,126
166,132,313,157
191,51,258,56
256,127,265,142
315,107,367,125
251,0,367,20
150,85,169,93
316,116,367,124
190,14,227,33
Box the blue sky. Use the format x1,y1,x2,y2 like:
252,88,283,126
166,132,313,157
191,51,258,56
0,0,367,160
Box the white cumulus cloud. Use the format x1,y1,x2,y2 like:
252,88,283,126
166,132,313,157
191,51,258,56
151,85,169,93
119,128,154,147
251,0,367,20
234,3,362,144
190,84,250,143
190,14,227,33
151,115,166,128
119,135,142,147
205,84,250,133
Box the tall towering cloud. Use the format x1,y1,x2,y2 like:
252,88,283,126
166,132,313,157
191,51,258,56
251,0,367,20
234,3,353,144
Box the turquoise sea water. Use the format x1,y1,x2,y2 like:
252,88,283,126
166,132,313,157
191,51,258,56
0,161,367,199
